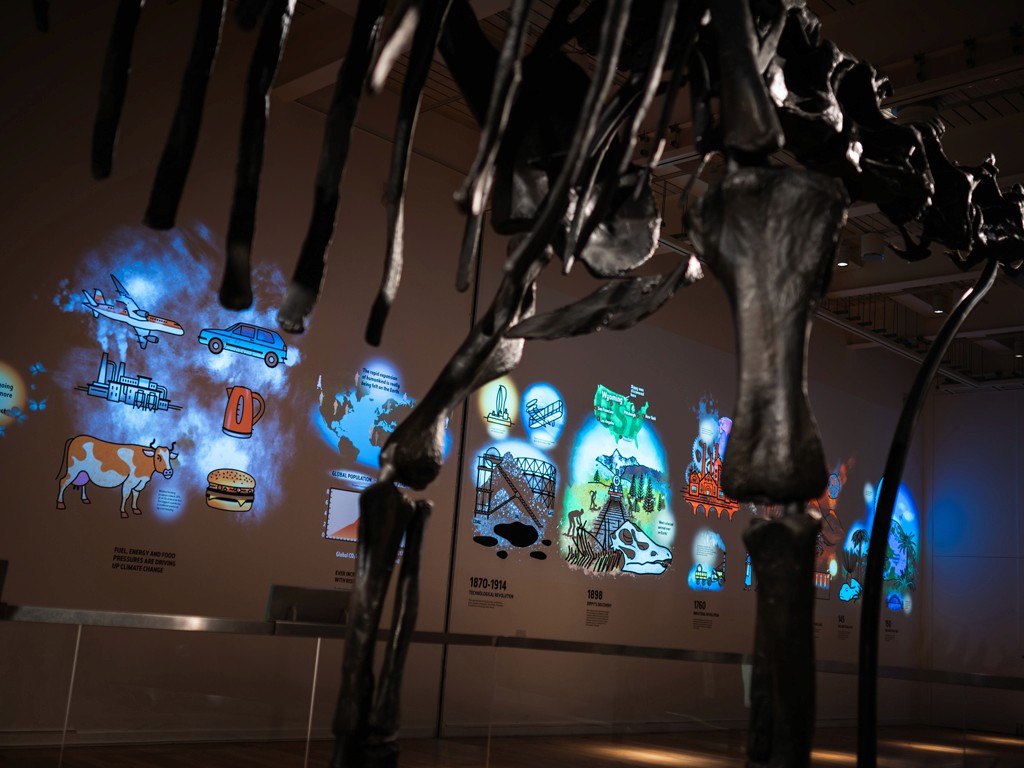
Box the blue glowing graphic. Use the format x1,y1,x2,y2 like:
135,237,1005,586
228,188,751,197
470,438,556,560
315,358,417,468
76,352,182,412
882,484,919,614
51,223,300,521
838,521,868,603
83,274,185,349
837,480,920,613
198,322,287,368
521,381,565,449
560,394,673,576
1,360,51,437
688,528,726,590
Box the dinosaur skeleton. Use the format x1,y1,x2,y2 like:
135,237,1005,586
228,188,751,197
36,0,1024,764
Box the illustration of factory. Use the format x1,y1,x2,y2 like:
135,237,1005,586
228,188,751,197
77,352,181,412
683,441,739,520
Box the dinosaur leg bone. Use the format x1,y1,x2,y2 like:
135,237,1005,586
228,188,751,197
688,166,847,503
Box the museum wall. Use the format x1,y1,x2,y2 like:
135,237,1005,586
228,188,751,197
0,0,954,748
921,389,1024,734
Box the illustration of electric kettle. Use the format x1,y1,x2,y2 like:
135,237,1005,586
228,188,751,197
223,386,265,438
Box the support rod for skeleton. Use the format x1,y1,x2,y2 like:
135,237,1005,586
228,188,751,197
855,256,999,767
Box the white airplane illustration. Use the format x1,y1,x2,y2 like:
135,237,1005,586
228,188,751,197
82,274,185,349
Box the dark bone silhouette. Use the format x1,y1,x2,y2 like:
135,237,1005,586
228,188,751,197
73,0,1024,765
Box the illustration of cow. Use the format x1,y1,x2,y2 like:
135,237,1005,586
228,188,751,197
56,435,178,518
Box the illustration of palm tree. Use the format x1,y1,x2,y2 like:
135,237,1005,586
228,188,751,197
851,528,869,584
892,522,918,579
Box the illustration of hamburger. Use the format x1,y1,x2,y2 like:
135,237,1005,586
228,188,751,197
206,468,256,511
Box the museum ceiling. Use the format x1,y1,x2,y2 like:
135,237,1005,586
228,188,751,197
26,0,1024,391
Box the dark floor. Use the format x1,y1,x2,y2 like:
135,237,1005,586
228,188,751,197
1,726,1022,767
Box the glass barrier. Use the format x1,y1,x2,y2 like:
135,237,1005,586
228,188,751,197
1,611,1022,767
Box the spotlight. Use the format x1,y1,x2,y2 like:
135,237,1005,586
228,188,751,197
861,232,886,262
836,242,862,268
931,292,952,314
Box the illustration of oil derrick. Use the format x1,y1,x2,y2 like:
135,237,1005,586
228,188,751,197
526,397,564,428
474,448,555,529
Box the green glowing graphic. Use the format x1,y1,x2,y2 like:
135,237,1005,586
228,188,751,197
593,384,648,444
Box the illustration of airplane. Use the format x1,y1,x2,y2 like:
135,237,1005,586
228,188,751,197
83,275,185,349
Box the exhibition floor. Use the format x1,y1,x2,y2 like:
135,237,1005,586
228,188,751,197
1,727,1022,767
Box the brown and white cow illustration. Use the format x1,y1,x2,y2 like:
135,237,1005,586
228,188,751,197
56,435,178,518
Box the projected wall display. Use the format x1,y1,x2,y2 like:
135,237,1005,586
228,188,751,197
55,434,179,518
83,274,185,349
681,396,738,520
51,223,301,522
468,377,563,560
521,382,565,449
324,486,361,542
76,353,183,412
560,383,673,576
314,358,417,468
478,377,519,439
836,480,920,613
0,359,49,437
807,459,851,600
688,528,727,590
878,483,919,613
471,440,556,560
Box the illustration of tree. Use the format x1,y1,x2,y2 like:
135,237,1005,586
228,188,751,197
891,521,919,590
592,469,601,484
851,528,869,584
840,547,859,580
657,492,665,511
644,483,655,516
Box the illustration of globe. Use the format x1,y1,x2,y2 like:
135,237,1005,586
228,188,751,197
315,371,415,468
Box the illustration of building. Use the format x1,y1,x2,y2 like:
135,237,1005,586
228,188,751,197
683,441,739,520
78,352,180,412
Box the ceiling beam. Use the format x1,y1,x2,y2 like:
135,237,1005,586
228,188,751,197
827,270,983,299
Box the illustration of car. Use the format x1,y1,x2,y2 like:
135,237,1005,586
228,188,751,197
198,323,288,368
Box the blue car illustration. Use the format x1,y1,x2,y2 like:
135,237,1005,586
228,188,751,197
198,322,288,368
